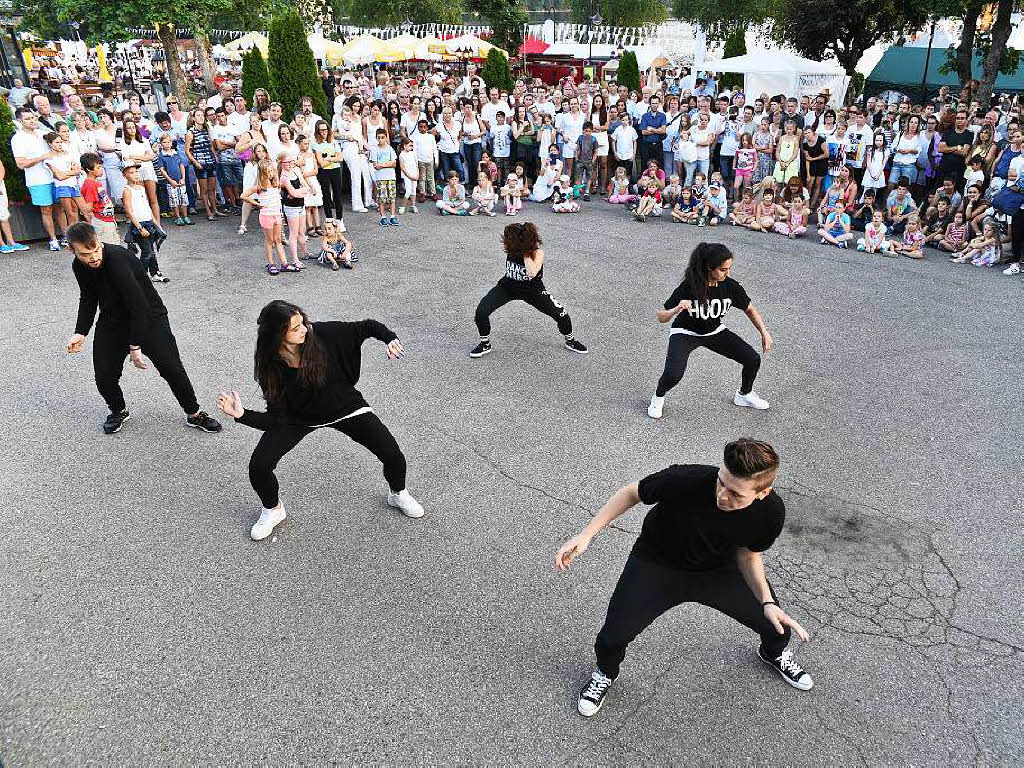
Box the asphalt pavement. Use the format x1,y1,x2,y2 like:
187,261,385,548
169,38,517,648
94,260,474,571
1,200,1021,764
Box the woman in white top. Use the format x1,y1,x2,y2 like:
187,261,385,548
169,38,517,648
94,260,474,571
590,94,611,195
888,114,923,187
556,96,586,180
364,100,389,145
69,110,98,157
434,106,466,184
119,117,160,216
459,103,485,191
94,109,127,207
276,124,300,164
335,105,374,212
691,111,714,178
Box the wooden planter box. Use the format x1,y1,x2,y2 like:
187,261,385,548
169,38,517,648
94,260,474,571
10,203,48,243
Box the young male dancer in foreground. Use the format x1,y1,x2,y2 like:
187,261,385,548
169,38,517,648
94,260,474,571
556,438,813,716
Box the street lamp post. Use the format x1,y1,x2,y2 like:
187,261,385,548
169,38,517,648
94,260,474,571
589,11,603,67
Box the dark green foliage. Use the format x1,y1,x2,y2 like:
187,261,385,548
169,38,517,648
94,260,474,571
718,28,746,91
242,46,272,107
617,50,640,92
472,0,528,56
480,48,515,92
673,0,772,41
0,97,28,204
346,0,464,26
570,0,667,27
267,10,329,120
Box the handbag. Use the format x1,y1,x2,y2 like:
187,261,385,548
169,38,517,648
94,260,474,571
991,183,1024,215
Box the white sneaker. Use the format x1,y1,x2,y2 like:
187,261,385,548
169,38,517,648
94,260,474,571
398,206,406,214
387,489,424,518
352,207,369,213
250,503,286,540
734,390,770,410
647,394,664,419
1003,262,1021,275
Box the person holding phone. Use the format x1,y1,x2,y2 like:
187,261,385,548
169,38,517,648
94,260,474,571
217,300,425,541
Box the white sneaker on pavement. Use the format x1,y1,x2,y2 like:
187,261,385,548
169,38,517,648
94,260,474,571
734,390,770,410
1003,262,1021,275
251,503,286,540
387,489,425,518
647,394,664,419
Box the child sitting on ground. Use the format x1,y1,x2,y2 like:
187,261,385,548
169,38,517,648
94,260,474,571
698,179,728,226
774,195,808,239
887,213,926,259
633,176,663,222
437,171,470,215
952,217,1001,265
857,210,890,254
318,218,355,270
672,186,700,223
939,211,968,253
747,187,778,232
607,166,635,204
922,196,952,247
850,189,876,232
500,172,524,215
729,187,756,227
552,174,581,213
662,174,683,209
819,199,853,248
470,171,498,216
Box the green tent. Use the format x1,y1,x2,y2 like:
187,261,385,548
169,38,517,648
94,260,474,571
864,46,1024,102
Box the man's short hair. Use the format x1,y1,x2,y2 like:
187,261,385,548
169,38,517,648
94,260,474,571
724,438,780,490
67,222,99,248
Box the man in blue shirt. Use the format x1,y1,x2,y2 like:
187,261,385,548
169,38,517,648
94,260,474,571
638,95,667,171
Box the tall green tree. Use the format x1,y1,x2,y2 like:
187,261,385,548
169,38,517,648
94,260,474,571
718,28,746,91
470,0,528,56
570,0,667,27
770,0,929,77
617,50,640,92
346,0,464,26
267,9,329,119
242,46,272,106
672,0,772,41
480,47,514,92
976,0,1016,106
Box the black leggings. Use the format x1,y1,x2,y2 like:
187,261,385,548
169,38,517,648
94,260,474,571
1011,209,1024,262
318,166,344,220
595,554,790,679
248,411,406,509
93,319,200,415
656,328,760,398
474,281,573,337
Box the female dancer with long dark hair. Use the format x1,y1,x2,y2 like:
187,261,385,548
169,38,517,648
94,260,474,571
647,242,772,419
217,300,424,540
470,222,588,357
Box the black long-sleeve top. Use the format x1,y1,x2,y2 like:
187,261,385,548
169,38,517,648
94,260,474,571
72,245,168,347
236,320,398,431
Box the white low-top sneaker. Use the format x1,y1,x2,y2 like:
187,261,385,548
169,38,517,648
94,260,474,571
734,390,770,410
1003,262,1021,275
388,490,425,518
647,394,664,419
251,503,286,540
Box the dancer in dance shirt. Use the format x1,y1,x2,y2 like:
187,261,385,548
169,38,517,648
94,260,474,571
648,242,772,419
469,221,588,357
217,300,424,540
64,222,222,435
557,438,813,717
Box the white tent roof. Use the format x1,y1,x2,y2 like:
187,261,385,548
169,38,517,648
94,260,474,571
710,50,844,75
543,43,666,72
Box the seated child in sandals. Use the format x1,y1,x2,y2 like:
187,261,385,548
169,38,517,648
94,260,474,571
437,171,470,215
728,187,756,226
773,195,808,238
747,187,779,232
938,210,968,253
470,171,498,216
607,166,636,204
671,186,700,223
856,210,890,254
552,174,581,213
318,218,355,270
500,172,524,215
633,177,663,221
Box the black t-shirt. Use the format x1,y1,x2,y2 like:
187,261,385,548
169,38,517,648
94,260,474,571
802,136,827,175
940,129,974,174
664,276,750,335
633,464,785,571
500,257,544,291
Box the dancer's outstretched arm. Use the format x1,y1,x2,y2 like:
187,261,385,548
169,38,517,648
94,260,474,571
556,483,641,571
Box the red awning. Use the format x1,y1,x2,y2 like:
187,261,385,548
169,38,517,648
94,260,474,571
520,36,550,56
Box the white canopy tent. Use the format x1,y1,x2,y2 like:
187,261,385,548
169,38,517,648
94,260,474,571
710,50,850,104
544,43,668,72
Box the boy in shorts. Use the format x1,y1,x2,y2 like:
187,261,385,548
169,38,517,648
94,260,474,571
79,153,119,246
370,128,398,227
155,134,191,225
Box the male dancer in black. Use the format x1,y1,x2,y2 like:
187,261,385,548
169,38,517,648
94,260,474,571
470,221,588,357
64,222,222,435
556,438,813,717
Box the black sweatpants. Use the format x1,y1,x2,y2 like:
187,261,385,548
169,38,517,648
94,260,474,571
656,329,760,398
474,281,573,337
248,411,406,509
318,166,344,220
595,554,790,679
1011,209,1024,262
93,318,200,415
